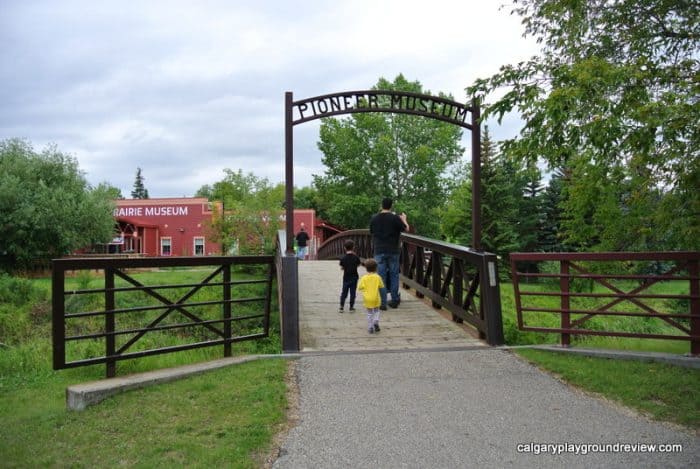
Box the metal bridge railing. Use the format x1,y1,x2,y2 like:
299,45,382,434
317,230,504,345
317,229,374,260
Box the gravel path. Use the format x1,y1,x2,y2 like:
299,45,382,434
273,348,699,468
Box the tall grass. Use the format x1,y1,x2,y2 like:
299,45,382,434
1,267,698,465
2,266,693,386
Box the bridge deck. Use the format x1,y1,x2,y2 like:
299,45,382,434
298,260,485,352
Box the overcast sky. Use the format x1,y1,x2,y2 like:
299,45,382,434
0,0,538,198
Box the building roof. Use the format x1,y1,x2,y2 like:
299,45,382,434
115,197,210,206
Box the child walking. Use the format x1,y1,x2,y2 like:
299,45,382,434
358,258,385,334
338,240,362,313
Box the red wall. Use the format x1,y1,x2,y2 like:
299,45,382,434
113,199,320,257
291,209,315,237
114,198,221,256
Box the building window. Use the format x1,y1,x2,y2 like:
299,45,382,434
161,237,172,256
194,237,205,256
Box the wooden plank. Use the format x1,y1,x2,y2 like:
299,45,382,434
298,261,485,352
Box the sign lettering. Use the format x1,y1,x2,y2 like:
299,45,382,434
113,206,189,217
294,91,471,128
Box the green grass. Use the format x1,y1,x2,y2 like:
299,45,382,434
516,349,700,429
571,336,691,355
0,358,290,468
501,276,699,433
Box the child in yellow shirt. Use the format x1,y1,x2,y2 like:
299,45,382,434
358,258,385,334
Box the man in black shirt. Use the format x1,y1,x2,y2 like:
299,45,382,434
369,197,408,309
295,224,310,260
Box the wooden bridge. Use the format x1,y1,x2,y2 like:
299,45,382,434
287,229,505,353
297,260,485,352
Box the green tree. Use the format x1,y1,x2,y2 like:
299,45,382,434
313,74,464,235
441,128,532,264
480,131,526,257
0,139,116,271
518,164,544,253
538,168,568,252
96,182,123,200
197,169,285,254
468,0,699,250
560,155,669,251
294,186,318,210
131,167,149,199
195,184,213,199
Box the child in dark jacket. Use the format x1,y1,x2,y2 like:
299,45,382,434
338,240,362,313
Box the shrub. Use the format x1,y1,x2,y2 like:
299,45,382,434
0,274,38,306
0,274,48,346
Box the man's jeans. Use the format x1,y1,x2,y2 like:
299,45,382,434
375,252,400,306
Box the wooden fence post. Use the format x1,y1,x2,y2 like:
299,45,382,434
105,267,116,378
560,260,571,347
689,259,699,356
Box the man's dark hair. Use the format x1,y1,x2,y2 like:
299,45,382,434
344,239,354,251
382,197,393,210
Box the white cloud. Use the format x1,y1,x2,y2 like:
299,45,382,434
0,0,538,197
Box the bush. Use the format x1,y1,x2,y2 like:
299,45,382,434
0,139,116,272
0,274,39,306
0,274,48,346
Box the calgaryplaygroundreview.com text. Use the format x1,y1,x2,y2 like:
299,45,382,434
516,442,683,456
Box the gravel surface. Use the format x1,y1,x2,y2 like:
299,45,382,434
273,348,699,468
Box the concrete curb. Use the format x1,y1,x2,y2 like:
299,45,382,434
64,345,493,412
530,344,700,369
65,347,487,411
65,345,699,411
65,354,288,411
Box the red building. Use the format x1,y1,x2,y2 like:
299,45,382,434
111,198,221,256
108,198,336,257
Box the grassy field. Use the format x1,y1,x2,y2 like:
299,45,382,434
1,266,281,383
